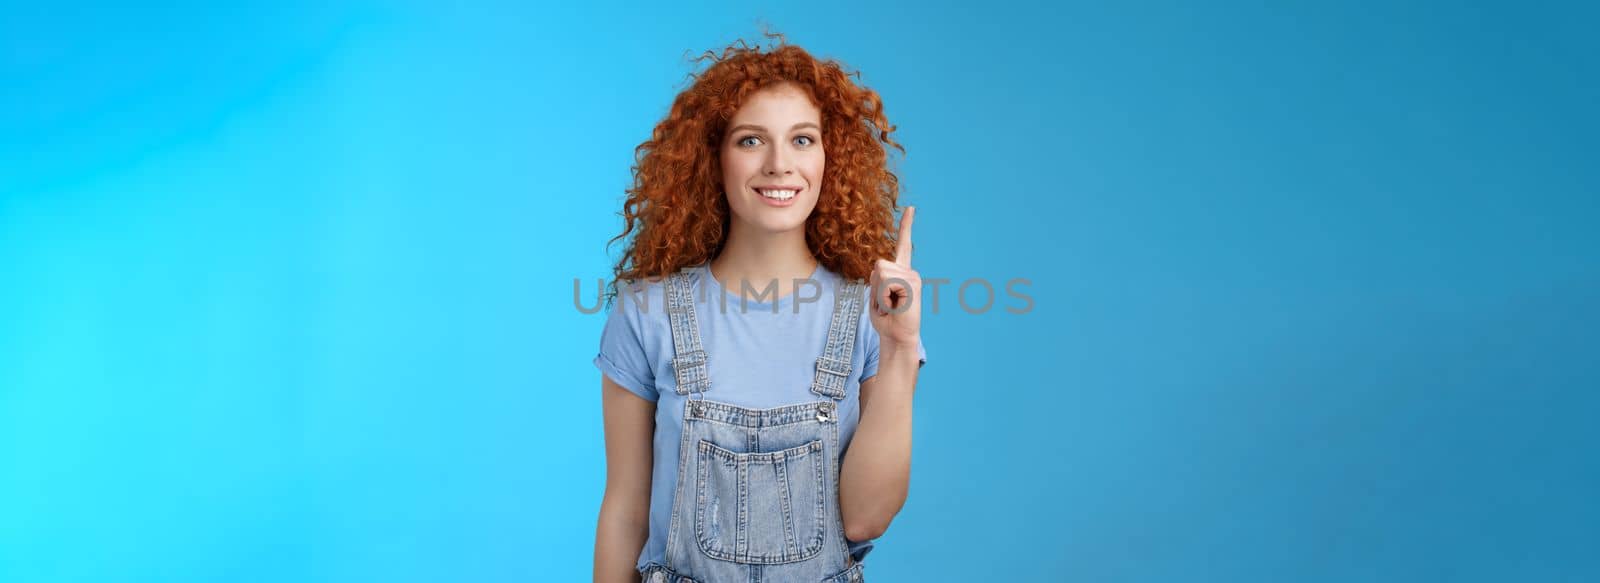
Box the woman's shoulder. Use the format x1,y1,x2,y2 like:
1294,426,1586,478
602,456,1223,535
608,264,709,322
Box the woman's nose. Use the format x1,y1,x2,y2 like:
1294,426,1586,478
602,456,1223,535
763,147,793,175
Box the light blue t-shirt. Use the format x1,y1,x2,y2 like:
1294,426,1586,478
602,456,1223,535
594,260,926,571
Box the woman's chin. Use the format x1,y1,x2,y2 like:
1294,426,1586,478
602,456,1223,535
732,204,812,234
760,220,808,234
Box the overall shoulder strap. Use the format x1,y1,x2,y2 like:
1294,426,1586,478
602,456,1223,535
665,270,710,396
811,278,868,400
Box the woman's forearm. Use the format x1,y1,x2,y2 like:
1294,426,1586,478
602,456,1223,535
838,342,921,542
593,495,648,583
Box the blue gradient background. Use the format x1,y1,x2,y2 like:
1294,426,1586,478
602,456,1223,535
2,2,1596,581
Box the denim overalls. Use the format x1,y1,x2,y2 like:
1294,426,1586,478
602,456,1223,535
640,270,869,583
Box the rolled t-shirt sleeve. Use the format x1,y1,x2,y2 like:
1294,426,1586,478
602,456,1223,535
860,328,928,383
594,288,659,402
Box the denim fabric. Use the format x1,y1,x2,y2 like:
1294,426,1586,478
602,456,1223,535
595,262,927,579
641,560,865,583
659,268,866,582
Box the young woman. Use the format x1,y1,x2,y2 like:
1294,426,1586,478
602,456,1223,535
593,37,926,583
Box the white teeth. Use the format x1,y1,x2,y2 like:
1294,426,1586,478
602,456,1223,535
758,188,799,200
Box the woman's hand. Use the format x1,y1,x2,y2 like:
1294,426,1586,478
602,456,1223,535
846,207,922,541
869,206,920,352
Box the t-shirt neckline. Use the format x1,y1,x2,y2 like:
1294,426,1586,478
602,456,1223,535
699,260,828,310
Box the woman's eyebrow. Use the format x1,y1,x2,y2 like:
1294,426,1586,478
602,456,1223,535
728,122,821,134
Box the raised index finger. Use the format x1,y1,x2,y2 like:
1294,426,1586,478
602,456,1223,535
894,206,915,266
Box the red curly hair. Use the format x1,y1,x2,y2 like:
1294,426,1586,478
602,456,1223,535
608,34,904,298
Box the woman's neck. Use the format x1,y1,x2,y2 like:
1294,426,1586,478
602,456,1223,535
710,220,817,295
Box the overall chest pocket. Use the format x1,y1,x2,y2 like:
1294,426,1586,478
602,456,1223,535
695,438,827,565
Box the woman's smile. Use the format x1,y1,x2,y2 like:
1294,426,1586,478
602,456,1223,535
756,186,803,206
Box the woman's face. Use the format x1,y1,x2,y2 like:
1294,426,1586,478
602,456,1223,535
720,83,825,235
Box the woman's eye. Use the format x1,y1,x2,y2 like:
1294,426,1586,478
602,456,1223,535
793,135,815,147
738,136,762,147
